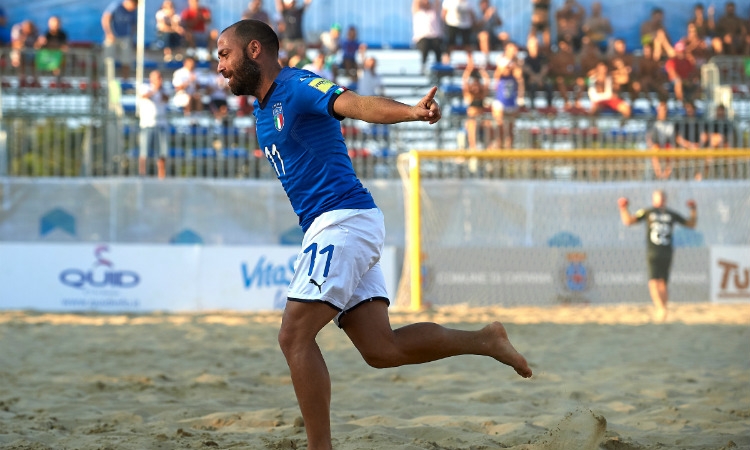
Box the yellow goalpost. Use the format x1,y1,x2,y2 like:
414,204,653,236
397,149,750,310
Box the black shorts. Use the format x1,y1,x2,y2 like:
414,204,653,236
647,252,673,282
445,25,475,48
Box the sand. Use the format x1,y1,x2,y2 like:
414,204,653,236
0,303,748,450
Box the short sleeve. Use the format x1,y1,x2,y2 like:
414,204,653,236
634,209,647,222
292,74,348,121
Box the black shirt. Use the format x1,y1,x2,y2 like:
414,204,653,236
635,207,687,255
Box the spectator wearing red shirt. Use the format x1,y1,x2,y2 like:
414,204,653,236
665,40,698,103
181,0,212,52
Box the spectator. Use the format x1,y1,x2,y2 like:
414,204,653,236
356,56,383,97
715,1,747,55
287,41,310,68
608,38,634,70
705,104,734,148
609,56,634,99
101,0,138,79
340,25,366,82
587,61,631,118
0,6,10,46
302,51,333,79
172,56,203,115
412,0,444,74
492,41,524,148
319,23,341,79
35,16,68,78
37,16,67,50
688,3,715,41
665,40,699,103
138,70,170,178
640,7,673,61
475,0,505,68
555,0,586,52
180,0,213,54
276,0,312,52
675,102,703,147
155,0,184,62
242,0,273,27
646,102,676,179
580,36,602,70
582,1,612,53
530,0,551,49
10,20,40,83
204,61,231,124
675,102,707,180
632,44,668,101
461,60,490,150
548,39,582,109
683,22,712,65
442,0,476,64
522,34,552,109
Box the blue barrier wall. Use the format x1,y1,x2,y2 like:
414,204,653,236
2,0,747,52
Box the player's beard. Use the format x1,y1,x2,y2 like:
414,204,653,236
228,54,262,97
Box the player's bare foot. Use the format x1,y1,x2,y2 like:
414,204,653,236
482,322,532,378
654,307,667,323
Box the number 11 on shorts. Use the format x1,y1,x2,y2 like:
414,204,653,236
303,243,335,277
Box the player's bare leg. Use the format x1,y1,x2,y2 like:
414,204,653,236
648,279,669,322
341,301,532,378
278,301,340,450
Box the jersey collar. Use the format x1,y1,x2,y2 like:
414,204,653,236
258,82,278,110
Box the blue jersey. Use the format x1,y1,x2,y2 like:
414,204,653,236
105,0,137,38
254,67,376,231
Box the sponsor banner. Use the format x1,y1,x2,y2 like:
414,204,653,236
710,246,750,303
0,244,397,312
422,248,709,307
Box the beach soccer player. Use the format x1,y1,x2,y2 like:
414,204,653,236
216,19,532,450
618,190,697,322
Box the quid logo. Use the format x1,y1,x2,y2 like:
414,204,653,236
59,245,140,289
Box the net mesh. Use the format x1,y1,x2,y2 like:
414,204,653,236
396,151,750,308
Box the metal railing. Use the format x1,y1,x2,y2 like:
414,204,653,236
2,111,748,181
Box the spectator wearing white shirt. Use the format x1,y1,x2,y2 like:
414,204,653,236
442,0,476,64
138,70,170,178
172,56,203,115
412,0,444,74
587,61,630,118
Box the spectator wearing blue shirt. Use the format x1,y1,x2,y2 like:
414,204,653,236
101,0,138,79
0,6,10,46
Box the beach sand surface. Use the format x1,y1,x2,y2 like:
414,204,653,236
0,303,748,450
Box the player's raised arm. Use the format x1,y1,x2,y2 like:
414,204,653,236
333,86,442,125
685,199,698,228
618,197,637,226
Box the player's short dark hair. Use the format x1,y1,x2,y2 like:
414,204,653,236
222,19,280,57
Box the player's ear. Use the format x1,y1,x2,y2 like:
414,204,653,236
246,40,262,59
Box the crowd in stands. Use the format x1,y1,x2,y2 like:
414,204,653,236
438,0,749,151
0,0,748,177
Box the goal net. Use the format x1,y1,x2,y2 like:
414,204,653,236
395,149,750,310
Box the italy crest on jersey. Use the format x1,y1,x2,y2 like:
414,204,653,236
272,103,284,131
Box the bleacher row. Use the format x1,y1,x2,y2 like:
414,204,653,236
1,46,749,179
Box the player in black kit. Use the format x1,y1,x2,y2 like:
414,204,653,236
618,190,697,322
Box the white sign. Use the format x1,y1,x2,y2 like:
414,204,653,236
710,246,750,303
0,244,398,312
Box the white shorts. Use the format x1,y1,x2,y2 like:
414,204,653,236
287,208,390,326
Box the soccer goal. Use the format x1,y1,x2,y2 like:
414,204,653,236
395,149,750,310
